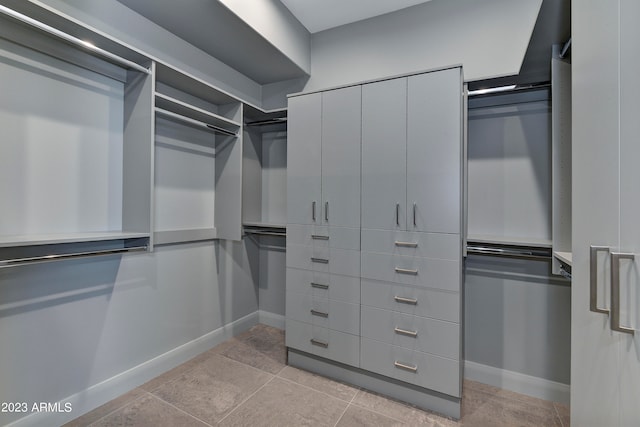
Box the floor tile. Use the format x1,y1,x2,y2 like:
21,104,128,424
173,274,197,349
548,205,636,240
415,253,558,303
278,366,359,401
89,393,209,427
351,389,457,426
214,337,285,374
219,377,348,427
554,402,570,427
151,354,273,425
236,324,287,363
140,351,212,392
63,388,147,427
336,405,406,427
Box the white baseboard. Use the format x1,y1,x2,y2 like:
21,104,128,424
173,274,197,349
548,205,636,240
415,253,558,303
8,312,259,427
464,360,570,405
258,310,285,330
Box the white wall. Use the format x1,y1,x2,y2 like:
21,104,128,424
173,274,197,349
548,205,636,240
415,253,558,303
306,0,542,92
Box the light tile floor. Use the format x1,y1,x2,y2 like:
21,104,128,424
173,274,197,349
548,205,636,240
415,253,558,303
65,324,569,426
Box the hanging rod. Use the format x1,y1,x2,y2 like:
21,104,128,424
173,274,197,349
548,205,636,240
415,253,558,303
559,38,572,59
0,245,148,268
0,5,150,74
155,108,238,137
245,117,287,126
466,243,552,260
467,82,550,98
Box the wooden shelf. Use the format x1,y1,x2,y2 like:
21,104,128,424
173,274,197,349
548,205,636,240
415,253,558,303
467,234,552,248
154,228,217,245
0,231,149,248
155,92,240,130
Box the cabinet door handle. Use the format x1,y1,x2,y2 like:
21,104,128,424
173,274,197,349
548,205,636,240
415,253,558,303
394,296,418,305
311,234,329,240
311,257,329,264
311,282,329,290
413,203,417,227
396,203,400,226
325,201,329,222
610,252,635,335
310,309,329,318
394,327,418,338
395,241,418,248
310,339,328,348
395,267,418,275
394,361,417,373
312,201,316,222
590,246,610,314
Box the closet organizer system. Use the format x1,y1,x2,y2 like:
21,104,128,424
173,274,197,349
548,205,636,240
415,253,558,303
286,68,465,418
0,2,286,268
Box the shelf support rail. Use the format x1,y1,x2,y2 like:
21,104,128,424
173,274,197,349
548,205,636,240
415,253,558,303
0,5,150,74
0,246,148,268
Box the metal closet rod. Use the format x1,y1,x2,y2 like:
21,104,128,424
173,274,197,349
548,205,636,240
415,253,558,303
0,5,150,74
0,246,148,268
466,243,551,260
155,108,238,137
467,81,550,98
245,117,287,126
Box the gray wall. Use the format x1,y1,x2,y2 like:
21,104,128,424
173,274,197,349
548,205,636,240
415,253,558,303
0,242,258,426
306,0,542,92
464,255,571,384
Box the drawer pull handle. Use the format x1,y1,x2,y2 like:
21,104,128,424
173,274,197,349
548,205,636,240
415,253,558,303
395,267,418,275
311,282,329,290
394,327,418,338
394,296,418,305
395,241,418,248
310,309,329,318
394,361,418,373
311,257,329,264
311,235,329,240
310,338,328,348
312,201,316,222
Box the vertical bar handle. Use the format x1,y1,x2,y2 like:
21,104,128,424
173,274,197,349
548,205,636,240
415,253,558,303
413,203,417,227
312,201,316,222
610,252,635,335
396,203,400,226
590,246,610,314
325,201,329,222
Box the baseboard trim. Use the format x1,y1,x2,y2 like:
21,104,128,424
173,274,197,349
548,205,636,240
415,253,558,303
258,310,285,329
7,312,259,427
464,360,570,405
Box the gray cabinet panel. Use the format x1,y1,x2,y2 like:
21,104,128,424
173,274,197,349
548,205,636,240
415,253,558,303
287,93,322,225
361,306,459,359
361,229,460,261
407,69,461,234
287,268,360,304
322,86,361,229
361,78,407,230
361,251,460,291
361,279,459,323
286,291,360,335
286,318,360,367
360,338,460,397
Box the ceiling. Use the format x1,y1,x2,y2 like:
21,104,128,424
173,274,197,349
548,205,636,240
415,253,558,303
117,0,570,87
279,0,434,33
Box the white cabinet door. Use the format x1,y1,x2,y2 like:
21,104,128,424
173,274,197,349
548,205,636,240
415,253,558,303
287,93,322,225
407,69,461,234
571,0,621,425
618,1,640,424
361,78,407,230
321,86,361,229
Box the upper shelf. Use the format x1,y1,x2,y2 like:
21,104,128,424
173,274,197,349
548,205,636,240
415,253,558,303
155,92,240,133
0,231,150,248
553,251,572,266
467,234,552,248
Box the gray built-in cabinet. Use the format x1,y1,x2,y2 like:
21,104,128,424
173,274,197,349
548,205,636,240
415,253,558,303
286,67,464,418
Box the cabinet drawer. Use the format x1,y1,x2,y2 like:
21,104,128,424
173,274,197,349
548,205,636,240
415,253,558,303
360,338,460,397
361,252,460,291
287,268,360,304
288,224,360,250
361,279,459,323
361,229,460,261
286,319,360,368
361,306,459,359
287,243,360,277
286,291,360,335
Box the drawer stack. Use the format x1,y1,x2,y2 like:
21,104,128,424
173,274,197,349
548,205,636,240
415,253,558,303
360,229,462,397
285,224,361,367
